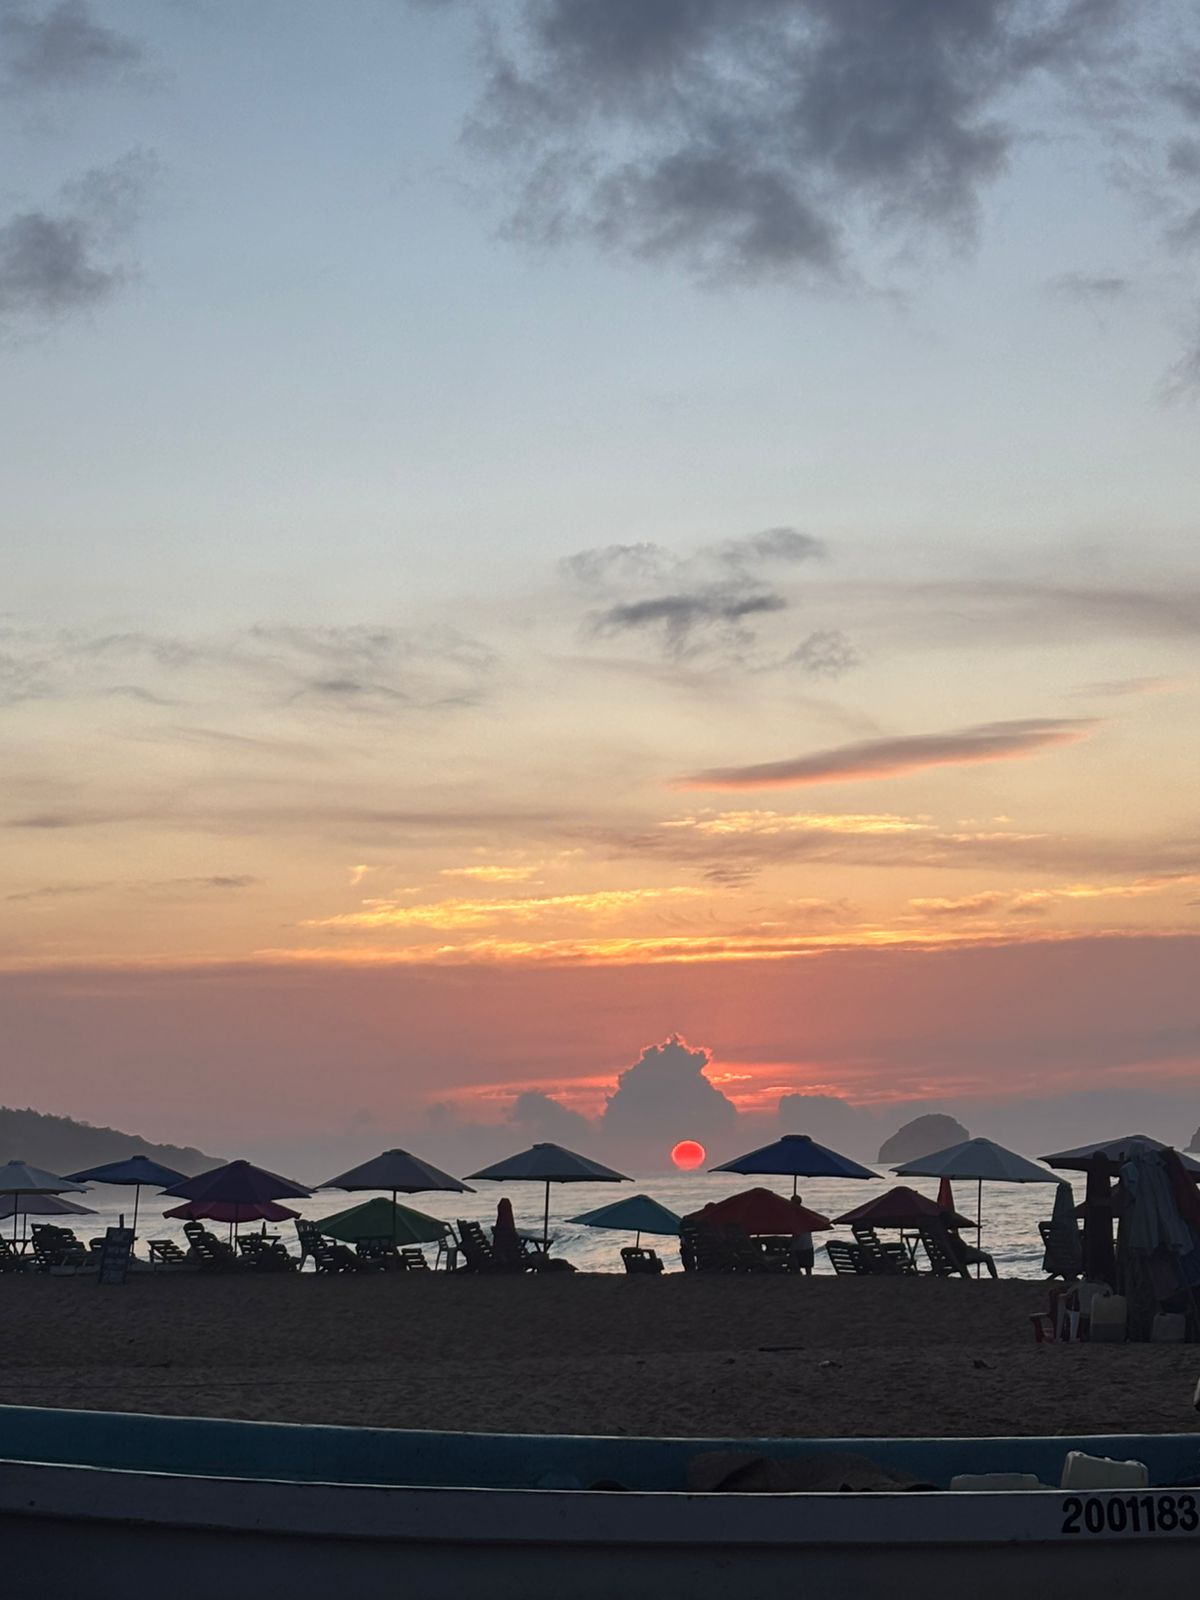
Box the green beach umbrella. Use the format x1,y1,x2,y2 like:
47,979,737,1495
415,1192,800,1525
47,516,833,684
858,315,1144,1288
318,1197,451,1248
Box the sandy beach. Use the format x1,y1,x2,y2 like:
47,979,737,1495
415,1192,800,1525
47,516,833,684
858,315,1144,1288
1,1274,1196,1439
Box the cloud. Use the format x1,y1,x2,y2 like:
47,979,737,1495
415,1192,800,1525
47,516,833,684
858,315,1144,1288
601,1035,738,1147
508,1088,594,1143
785,628,859,679
441,864,539,883
1048,271,1131,300
1071,675,1182,698
450,0,1130,283
566,525,837,665
304,886,702,932
0,0,141,90
679,716,1097,790
590,589,787,658
0,153,151,324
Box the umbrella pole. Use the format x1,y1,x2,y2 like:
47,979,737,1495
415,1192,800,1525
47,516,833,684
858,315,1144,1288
132,1185,141,1241
392,1190,398,1246
543,1182,550,1253
976,1178,983,1280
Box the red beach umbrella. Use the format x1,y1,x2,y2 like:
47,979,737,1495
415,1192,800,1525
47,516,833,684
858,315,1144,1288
686,1188,831,1236
164,1200,300,1225
835,1185,977,1231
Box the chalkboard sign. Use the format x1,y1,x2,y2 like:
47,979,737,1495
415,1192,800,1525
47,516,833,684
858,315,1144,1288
97,1226,135,1286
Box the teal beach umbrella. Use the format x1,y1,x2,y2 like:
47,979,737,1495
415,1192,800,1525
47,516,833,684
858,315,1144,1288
571,1193,682,1249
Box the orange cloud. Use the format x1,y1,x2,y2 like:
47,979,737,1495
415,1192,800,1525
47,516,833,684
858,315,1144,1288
679,717,1097,790
304,886,703,932
440,865,539,883
662,810,933,836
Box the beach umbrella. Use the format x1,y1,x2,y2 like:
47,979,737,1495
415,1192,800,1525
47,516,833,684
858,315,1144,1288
162,1159,311,1204
0,1192,96,1247
570,1194,682,1250
0,1160,89,1243
318,1197,450,1248
685,1188,831,1237
468,1143,629,1251
67,1155,187,1239
710,1134,875,1196
1042,1135,1200,1176
834,1185,976,1232
164,1199,300,1225
321,1148,472,1244
893,1137,1057,1276
162,1159,311,1244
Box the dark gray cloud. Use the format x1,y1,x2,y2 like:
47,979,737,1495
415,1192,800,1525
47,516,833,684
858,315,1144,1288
508,1088,593,1142
0,616,496,715
0,154,150,324
785,628,858,679
567,525,844,668
449,0,1131,282
591,589,787,657
681,715,1097,789
602,1035,738,1148
1049,271,1131,300
0,0,140,90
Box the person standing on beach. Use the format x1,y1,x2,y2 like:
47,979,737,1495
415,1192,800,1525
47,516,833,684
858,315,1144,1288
790,1195,814,1276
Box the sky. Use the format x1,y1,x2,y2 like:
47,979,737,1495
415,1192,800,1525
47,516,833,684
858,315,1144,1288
1,0,1198,1172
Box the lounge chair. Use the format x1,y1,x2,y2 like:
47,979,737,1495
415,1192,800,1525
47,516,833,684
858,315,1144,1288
147,1239,189,1268
850,1224,918,1276
620,1246,664,1275
456,1218,523,1274
400,1246,430,1271
237,1233,295,1272
825,1239,871,1275
295,1221,362,1273
917,1223,997,1279
182,1221,239,1271
354,1237,405,1270
0,1236,28,1273
29,1224,90,1272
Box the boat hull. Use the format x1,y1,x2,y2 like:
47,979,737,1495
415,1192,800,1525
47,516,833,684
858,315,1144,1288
1,1406,1198,1598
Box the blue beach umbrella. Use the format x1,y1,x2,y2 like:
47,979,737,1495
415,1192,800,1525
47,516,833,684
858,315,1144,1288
710,1133,875,1197
571,1194,682,1249
67,1156,188,1239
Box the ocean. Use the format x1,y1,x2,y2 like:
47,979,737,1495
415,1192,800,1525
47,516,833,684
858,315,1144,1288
37,1167,1083,1277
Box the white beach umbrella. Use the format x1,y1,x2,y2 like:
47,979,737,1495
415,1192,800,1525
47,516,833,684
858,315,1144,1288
0,1192,96,1246
1042,1135,1200,1175
321,1148,473,1244
892,1137,1057,1276
468,1143,629,1251
0,1160,90,1243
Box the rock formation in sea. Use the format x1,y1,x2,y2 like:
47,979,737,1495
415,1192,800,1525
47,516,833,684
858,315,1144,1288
877,1113,970,1165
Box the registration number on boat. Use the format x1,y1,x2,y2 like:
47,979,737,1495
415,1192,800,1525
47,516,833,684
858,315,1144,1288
1060,1494,1199,1536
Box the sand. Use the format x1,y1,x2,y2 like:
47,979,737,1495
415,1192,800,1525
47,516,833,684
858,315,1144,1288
1,1274,1196,1439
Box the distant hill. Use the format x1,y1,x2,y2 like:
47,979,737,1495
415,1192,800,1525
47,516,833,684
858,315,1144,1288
1189,1126,1200,1153
0,1107,218,1178
878,1113,970,1165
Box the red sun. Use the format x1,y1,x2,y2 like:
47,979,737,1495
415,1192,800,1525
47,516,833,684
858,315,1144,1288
671,1140,707,1172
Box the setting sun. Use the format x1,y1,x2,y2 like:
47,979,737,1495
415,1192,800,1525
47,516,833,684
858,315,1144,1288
671,1140,707,1172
